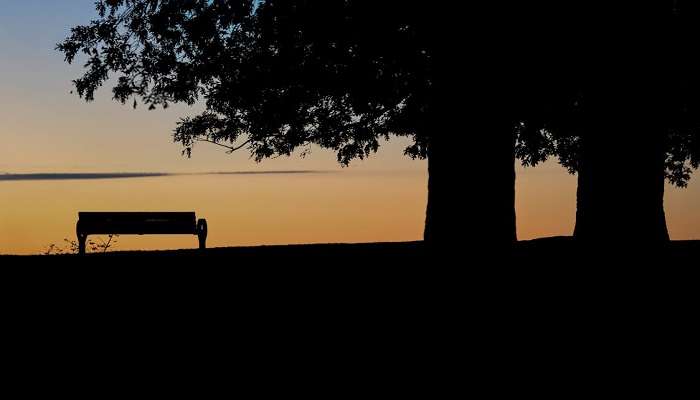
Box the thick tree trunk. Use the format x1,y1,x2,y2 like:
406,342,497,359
573,125,669,245
422,9,519,251
424,119,517,249
570,12,672,246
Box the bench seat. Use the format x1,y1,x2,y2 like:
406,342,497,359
76,212,207,254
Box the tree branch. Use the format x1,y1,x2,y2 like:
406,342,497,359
196,138,252,154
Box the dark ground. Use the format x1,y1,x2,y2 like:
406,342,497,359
1,236,695,376
2,237,697,287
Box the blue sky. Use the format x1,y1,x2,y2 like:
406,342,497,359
0,1,94,92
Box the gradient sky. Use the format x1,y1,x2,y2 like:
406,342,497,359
1,1,699,254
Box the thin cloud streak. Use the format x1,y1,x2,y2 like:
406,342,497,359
0,171,332,182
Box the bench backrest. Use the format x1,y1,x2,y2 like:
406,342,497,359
77,212,197,235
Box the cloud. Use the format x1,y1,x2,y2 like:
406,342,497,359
0,171,331,181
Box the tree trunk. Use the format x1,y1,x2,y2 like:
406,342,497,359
571,12,671,246
573,125,669,245
422,9,518,251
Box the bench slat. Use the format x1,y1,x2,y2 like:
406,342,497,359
78,212,197,235
79,212,195,221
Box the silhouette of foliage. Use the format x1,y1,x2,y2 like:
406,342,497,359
57,0,438,165
64,238,80,254
517,2,700,187
89,235,119,254
42,235,119,255
59,1,551,164
43,244,62,256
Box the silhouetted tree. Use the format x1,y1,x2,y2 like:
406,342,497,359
518,1,700,245
59,1,560,249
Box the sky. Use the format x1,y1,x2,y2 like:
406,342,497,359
0,1,699,254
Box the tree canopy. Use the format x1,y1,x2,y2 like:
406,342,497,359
58,1,557,167
517,1,700,187
58,0,441,164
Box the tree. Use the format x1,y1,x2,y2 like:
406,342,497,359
59,1,565,249
518,1,700,245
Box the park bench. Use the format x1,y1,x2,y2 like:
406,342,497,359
76,212,207,255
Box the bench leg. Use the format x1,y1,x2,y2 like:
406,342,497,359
78,234,87,255
197,219,208,250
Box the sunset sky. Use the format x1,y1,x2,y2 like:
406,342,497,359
1,1,699,254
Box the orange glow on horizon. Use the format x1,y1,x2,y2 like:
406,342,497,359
2,162,699,255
